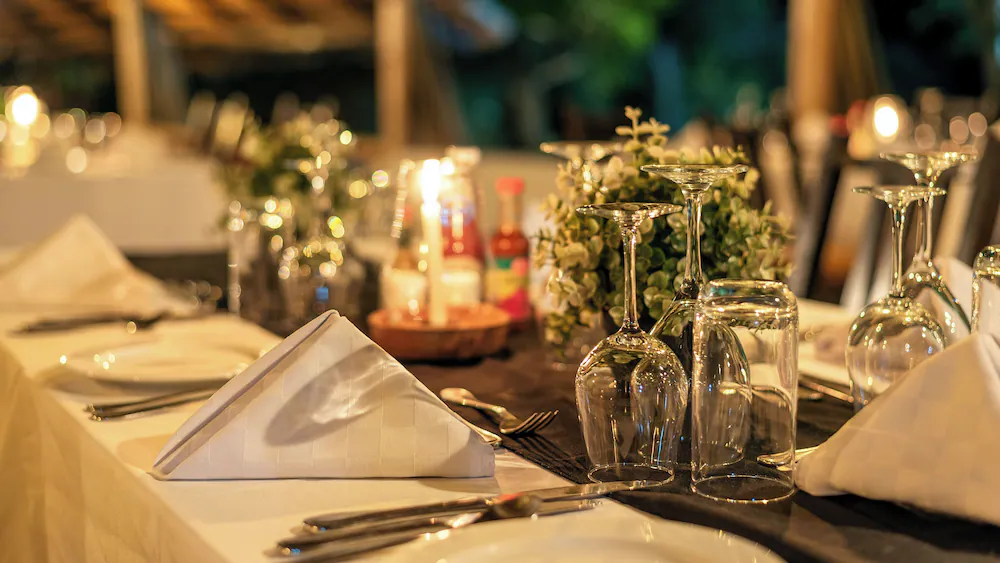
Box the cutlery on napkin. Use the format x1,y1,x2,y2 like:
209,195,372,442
152,310,495,480
795,333,1000,526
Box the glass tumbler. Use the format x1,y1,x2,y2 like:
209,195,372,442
691,280,798,503
973,245,1000,334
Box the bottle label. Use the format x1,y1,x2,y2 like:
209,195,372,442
487,256,531,321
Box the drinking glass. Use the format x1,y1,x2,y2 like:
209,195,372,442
691,280,798,504
575,203,686,483
639,163,749,465
973,245,1000,334
846,186,947,410
881,150,978,343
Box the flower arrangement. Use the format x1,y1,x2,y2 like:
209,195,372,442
536,107,792,350
219,114,363,232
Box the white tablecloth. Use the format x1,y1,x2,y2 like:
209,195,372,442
0,128,226,255
0,301,851,563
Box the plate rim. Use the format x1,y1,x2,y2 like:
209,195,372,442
61,337,258,384
381,508,785,562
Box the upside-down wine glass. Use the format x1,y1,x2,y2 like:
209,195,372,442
880,150,978,343
846,186,947,410
639,163,749,466
539,141,623,369
576,203,686,483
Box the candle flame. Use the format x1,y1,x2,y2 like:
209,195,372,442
420,159,441,203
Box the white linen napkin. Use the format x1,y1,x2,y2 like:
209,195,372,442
0,214,183,313
795,333,1000,526
152,310,495,480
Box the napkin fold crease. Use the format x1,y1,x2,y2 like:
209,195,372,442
153,310,495,480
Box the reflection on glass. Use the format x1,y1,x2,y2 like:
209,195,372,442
575,203,686,483
846,186,947,410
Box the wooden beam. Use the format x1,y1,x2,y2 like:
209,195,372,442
209,0,286,25
110,0,150,123
375,0,410,148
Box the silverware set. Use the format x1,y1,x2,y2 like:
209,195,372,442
269,480,662,561
86,386,218,420
12,311,183,335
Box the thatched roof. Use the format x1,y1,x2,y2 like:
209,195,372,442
0,0,373,54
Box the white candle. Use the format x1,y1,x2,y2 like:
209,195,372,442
420,159,448,326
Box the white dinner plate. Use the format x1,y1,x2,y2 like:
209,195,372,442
62,337,259,384
385,509,784,563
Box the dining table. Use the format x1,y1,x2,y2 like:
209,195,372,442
1,299,999,563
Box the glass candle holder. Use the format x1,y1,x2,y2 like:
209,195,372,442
691,280,798,504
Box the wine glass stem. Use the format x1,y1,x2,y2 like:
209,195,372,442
682,187,705,296
912,172,940,264
889,202,909,298
913,197,934,262
620,220,641,332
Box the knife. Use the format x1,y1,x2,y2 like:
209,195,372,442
302,479,659,532
799,374,853,404
11,312,154,334
280,498,597,560
88,387,217,420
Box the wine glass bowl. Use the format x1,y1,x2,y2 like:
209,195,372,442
846,185,947,410
575,202,687,483
879,151,977,187
640,163,750,190
540,141,623,168
846,298,945,407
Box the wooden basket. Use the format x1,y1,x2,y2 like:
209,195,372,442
367,303,511,361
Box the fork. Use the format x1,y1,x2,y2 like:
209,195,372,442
439,388,557,437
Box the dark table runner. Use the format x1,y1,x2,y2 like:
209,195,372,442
407,331,1000,563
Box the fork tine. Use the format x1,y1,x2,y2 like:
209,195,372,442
511,413,543,436
531,411,558,432
517,412,553,435
528,412,557,433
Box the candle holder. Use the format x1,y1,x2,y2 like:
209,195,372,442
372,158,510,360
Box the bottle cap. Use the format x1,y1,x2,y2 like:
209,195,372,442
495,177,524,195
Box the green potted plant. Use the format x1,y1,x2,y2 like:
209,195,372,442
536,107,792,354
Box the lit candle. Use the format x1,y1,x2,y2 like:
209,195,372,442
420,159,448,326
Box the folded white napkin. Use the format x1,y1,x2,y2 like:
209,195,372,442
796,333,1000,526
152,310,495,480
0,214,184,313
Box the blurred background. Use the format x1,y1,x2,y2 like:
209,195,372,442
0,0,998,312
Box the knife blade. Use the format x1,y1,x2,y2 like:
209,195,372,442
302,479,658,532
799,374,853,404
12,313,143,334
88,388,217,420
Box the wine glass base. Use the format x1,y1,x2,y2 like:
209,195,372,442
691,475,794,504
588,464,675,484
